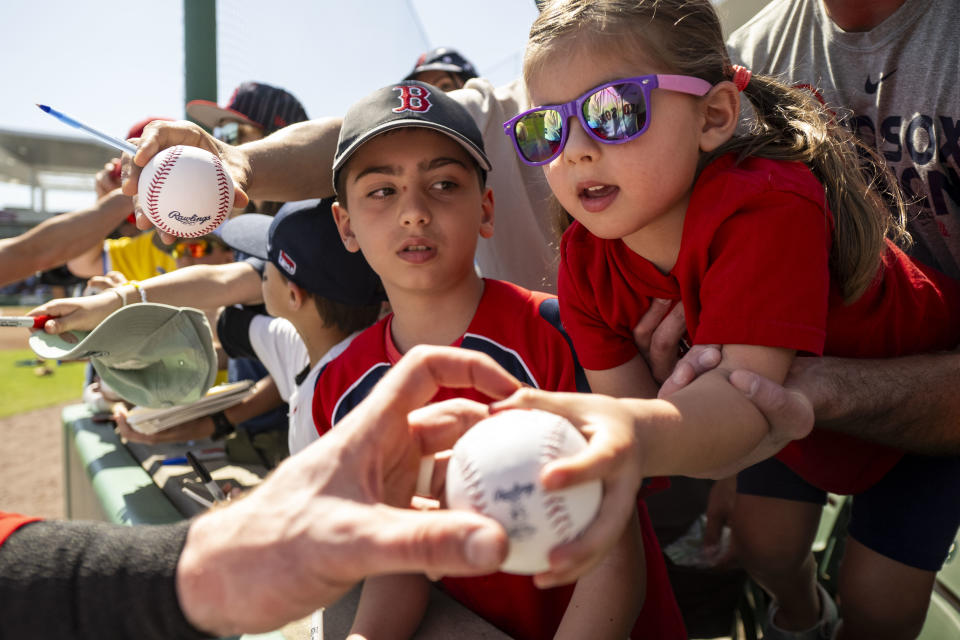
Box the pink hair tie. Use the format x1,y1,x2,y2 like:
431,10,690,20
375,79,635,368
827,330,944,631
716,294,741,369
732,65,752,92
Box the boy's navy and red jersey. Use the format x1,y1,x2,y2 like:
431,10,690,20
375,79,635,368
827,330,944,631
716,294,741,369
559,154,960,495
312,278,685,640
312,279,588,432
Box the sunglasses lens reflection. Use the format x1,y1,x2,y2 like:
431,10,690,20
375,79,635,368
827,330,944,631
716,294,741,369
583,83,645,141
515,110,564,163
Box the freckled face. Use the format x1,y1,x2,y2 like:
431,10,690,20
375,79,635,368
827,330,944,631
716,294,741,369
527,44,705,252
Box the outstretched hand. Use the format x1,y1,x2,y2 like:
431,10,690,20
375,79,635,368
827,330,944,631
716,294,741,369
121,120,251,244
176,345,521,636
28,290,122,334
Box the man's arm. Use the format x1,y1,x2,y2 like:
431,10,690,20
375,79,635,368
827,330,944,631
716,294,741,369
737,353,960,455
0,190,132,286
0,346,519,639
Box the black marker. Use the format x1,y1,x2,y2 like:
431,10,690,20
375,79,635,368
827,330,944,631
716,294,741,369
187,450,227,503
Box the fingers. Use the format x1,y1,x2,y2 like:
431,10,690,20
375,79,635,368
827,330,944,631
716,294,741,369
407,396,493,454
373,346,521,419
729,369,814,441
646,302,687,383
631,298,672,353
534,477,637,587
362,506,507,578
658,344,722,398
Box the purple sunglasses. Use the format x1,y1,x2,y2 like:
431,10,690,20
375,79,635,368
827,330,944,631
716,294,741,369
503,74,712,166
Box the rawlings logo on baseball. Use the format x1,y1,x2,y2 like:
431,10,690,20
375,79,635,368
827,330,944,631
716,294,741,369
446,408,602,575
166,211,212,226
138,145,234,238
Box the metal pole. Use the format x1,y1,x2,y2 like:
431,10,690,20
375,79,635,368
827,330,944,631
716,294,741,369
183,0,218,124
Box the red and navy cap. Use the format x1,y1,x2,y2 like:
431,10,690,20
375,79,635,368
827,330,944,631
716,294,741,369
186,82,308,135
332,81,491,194
219,199,384,305
404,47,479,83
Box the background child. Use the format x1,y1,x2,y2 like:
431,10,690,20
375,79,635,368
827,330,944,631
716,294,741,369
499,1,960,638
316,81,683,639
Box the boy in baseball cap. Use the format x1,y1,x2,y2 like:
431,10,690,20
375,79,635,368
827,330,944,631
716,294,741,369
317,81,652,640
212,198,383,454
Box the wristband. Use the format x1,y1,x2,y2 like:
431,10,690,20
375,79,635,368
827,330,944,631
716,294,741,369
123,281,144,304
110,288,124,308
210,411,234,440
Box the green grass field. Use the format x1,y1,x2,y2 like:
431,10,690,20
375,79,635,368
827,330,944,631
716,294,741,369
0,349,86,418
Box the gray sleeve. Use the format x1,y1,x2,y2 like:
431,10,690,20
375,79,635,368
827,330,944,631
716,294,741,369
0,519,213,640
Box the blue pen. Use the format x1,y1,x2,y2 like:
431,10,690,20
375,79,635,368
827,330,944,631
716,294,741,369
36,104,138,155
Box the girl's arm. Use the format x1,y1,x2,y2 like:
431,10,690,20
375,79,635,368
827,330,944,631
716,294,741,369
554,511,644,640
614,343,793,478
584,353,659,399
495,343,793,586
347,574,429,640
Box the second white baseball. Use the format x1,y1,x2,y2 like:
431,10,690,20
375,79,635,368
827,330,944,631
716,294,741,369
139,145,234,238
446,408,602,575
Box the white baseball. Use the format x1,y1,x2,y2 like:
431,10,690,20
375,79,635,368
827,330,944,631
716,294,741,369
138,145,234,238
446,408,602,575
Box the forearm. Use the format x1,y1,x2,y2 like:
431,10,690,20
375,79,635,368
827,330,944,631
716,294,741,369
38,190,131,272
223,376,283,426
244,118,342,202
348,574,429,640
555,515,644,640
0,519,208,639
633,370,770,477
134,262,262,308
800,352,960,454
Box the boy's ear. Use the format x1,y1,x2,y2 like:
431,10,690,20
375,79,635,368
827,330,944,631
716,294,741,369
478,187,495,239
287,280,307,310
331,201,361,253
698,81,739,152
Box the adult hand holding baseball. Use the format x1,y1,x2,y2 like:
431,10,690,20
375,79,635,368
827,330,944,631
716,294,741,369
121,120,250,243
490,389,646,587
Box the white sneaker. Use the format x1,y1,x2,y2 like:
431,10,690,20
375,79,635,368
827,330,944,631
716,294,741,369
762,583,839,640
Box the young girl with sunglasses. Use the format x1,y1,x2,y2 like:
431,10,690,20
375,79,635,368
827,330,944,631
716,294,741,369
500,1,960,638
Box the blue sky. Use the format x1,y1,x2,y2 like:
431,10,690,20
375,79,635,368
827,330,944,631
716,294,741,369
1,0,537,139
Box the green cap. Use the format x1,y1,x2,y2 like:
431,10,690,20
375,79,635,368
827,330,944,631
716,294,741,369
29,303,217,409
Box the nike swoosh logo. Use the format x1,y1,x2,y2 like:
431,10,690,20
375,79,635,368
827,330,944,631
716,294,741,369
865,68,898,94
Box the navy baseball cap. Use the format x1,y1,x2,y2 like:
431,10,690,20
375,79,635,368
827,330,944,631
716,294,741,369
219,199,384,305
404,47,479,83
332,81,491,194
186,82,309,135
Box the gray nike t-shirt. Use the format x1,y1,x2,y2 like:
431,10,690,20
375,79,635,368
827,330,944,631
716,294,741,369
728,0,960,278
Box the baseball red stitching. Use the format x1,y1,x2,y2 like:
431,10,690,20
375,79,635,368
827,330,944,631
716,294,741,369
145,145,183,231
541,419,576,540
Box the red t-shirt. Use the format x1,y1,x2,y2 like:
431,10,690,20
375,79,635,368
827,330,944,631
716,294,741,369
313,279,686,640
0,512,42,548
560,154,960,494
